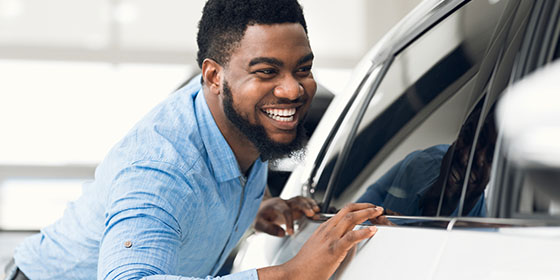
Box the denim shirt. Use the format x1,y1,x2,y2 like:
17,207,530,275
14,79,265,280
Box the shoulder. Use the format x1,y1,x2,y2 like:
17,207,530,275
399,144,450,175
405,144,449,163
111,86,206,172
421,144,449,161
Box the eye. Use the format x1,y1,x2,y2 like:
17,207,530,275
253,68,277,78
296,65,312,77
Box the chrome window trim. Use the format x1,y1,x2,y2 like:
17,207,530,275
309,214,560,230
392,0,469,57
303,63,381,198
318,61,393,212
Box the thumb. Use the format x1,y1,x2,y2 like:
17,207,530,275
255,219,287,237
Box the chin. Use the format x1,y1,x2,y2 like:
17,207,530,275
268,132,297,145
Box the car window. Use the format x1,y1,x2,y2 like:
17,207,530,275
310,0,508,216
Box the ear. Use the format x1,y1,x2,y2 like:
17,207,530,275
201,58,223,96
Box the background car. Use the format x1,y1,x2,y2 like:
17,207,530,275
232,0,560,278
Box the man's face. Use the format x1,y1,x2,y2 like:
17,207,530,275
219,23,317,159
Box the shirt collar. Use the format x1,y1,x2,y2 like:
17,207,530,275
194,87,244,183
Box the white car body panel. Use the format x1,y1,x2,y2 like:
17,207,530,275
432,228,560,280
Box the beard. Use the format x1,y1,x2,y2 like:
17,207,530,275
222,80,307,161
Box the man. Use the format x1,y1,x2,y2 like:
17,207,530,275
7,0,382,279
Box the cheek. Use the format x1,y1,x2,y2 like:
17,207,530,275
230,86,265,115
303,78,317,97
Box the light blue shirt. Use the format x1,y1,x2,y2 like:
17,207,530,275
14,79,266,280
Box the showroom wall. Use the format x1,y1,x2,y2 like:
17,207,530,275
0,0,420,229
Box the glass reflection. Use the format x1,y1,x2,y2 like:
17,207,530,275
357,103,497,218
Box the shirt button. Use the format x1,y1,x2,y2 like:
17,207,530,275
124,241,132,248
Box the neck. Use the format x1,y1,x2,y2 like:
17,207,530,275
223,127,260,175
203,87,259,174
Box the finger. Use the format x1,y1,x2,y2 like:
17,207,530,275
304,198,321,216
283,208,294,235
334,206,384,236
311,200,320,212
287,197,317,218
254,220,286,237
292,199,315,217
369,215,395,226
384,208,402,216
300,201,317,218
335,226,378,254
298,197,320,216
327,203,380,226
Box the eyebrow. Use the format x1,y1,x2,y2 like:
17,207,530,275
249,57,283,67
297,53,314,65
248,52,314,68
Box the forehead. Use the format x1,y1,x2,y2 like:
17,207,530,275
229,23,312,65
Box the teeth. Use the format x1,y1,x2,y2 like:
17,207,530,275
263,108,296,122
263,108,296,116
270,115,294,122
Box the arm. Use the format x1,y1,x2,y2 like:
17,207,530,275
99,163,380,280
98,162,258,280
144,203,382,280
98,163,185,279
356,158,403,205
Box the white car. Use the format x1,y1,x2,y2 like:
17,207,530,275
232,0,560,279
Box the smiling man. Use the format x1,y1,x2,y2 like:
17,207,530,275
203,22,316,171
7,1,382,280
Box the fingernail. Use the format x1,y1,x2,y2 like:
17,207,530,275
369,226,377,233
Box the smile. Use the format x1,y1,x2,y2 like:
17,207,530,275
262,108,296,122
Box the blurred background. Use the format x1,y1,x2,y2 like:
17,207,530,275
0,0,420,266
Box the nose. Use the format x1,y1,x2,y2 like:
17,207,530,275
273,75,304,100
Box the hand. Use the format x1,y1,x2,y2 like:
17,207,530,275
254,196,320,237
369,208,399,226
257,203,383,280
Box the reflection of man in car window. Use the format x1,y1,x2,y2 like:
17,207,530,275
357,104,497,217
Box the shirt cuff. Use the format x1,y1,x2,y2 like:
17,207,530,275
142,269,259,280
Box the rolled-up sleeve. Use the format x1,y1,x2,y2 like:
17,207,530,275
142,269,259,280
97,161,257,280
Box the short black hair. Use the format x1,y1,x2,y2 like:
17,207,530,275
196,0,308,69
